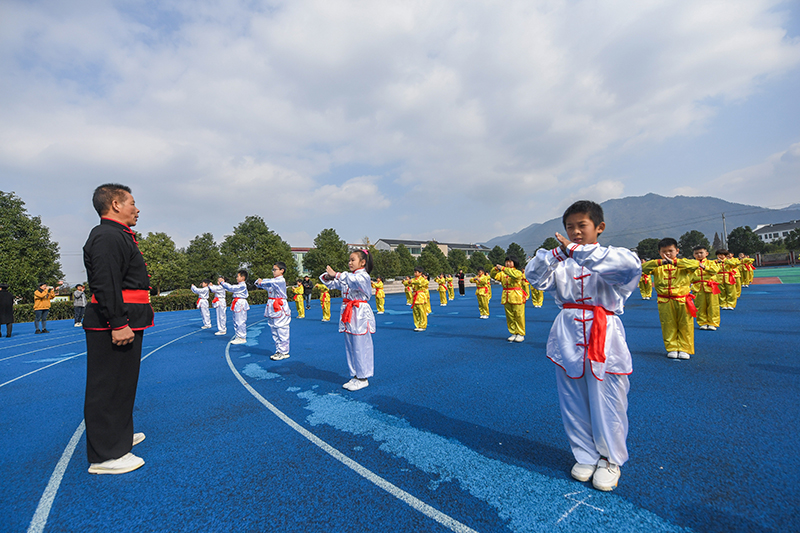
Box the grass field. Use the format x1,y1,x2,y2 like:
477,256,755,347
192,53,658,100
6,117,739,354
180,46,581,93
753,266,800,283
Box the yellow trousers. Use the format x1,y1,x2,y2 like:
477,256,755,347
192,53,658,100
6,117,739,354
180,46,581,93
295,299,305,318
413,304,427,330
376,297,384,313
694,291,720,327
735,278,742,298
448,286,455,299
477,295,490,317
321,301,331,321
504,303,526,336
718,284,738,309
640,284,652,299
657,299,694,354
530,290,543,307
439,290,447,306
426,297,432,314
405,290,412,304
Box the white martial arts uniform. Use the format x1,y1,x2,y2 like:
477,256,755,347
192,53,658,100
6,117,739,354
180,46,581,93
321,269,376,379
525,242,640,466
255,276,291,355
221,281,249,340
190,284,211,327
208,283,227,332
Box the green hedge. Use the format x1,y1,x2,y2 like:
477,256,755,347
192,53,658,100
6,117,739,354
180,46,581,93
10,287,343,323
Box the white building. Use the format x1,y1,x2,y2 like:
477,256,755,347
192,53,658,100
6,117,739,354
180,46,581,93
374,239,491,258
754,221,800,243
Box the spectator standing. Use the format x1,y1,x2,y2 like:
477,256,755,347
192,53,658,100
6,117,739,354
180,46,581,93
0,283,13,337
34,281,58,333
73,284,87,327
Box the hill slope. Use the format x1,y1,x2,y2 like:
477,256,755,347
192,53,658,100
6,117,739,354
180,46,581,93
483,193,800,254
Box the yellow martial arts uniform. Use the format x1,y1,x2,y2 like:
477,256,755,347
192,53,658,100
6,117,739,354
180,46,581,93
530,286,544,307
639,273,653,299
371,280,385,314
410,275,430,330
717,258,739,309
402,278,413,305
642,258,701,355
315,283,331,321
490,266,526,337
293,284,305,318
691,259,722,328
731,258,743,298
470,273,492,317
447,275,455,300
740,257,755,286
426,279,432,314
435,275,448,306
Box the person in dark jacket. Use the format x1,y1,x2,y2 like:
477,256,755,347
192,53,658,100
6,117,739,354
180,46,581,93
83,183,154,475
302,276,313,309
457,270,466,296
0,283,13,337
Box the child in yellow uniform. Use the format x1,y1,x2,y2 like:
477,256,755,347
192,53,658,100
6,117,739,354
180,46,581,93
690,245,722,331
530,286,544,308
490,257,527,342
727,253,743,299
642,238,702,360
402,277,413,305
738,253,755,287
314,282,331,321
470,267,492,318
435,275,448,306
638,259,653,299
425,274,433,315
293,280,305,318
410,268,429,331
447,274,455,300
372,277,385,314
715,250,739,310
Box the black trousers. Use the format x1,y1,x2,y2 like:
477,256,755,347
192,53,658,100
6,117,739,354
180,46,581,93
1,322,10,336
84,330,143,463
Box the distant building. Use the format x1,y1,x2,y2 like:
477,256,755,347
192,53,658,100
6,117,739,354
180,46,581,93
374,239,491,258
754,221,800,243
291,247,311,276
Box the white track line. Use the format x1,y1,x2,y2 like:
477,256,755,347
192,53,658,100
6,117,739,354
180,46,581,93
0,340,85,362
26,328,203,533
225,340,478,533
0,353,85,388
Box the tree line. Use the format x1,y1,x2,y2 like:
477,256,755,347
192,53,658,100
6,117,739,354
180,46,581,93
635,227,800,259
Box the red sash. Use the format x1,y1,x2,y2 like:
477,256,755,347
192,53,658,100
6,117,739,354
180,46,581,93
212,297,219,304
320,292,330,304
658,293,697,317
503,286,524,303
196,297,203,308
697,279,721,295
342,298,366,323
269,298,285,312
562,303,614,364
91,289,150,304
719,270,736,285
231,297,247,312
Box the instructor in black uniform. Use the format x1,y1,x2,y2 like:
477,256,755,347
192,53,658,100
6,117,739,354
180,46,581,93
83,184,154,474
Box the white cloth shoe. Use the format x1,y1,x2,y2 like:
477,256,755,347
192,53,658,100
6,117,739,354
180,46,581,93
88,452,145,475
514,335,524,342
201,325,211,329
344,378,369,391
215,330,227,335
699,324,708,330
270,353,290,361
230,337,247,345
571,462,596,482
592,459,620,491
707,325,717,331
507,335,516,342
132,432,146,446
678,352,691,360
667,351,678,359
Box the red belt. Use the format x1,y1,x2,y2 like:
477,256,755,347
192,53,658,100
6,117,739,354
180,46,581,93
212,297,219,304
269,297,285,312
562,303,614,364
342,298,366,323
230,297,248,311
658,293,697,317
320,292,330,304
719,270,736,285
196,297,203,307
91,289,150,304
696,279,720,295
412,289,425,306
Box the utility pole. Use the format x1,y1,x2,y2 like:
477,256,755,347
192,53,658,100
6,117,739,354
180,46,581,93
722,213,727,249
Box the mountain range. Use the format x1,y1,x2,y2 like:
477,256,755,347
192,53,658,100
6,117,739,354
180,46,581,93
483,193,800,254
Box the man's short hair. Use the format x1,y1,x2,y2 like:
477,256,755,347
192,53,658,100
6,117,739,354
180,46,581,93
237,269,248,280
562,200,604,228
274,262,287,272
658,237,678,250
92,184,131,217
716,249,729,255
692,245,707,252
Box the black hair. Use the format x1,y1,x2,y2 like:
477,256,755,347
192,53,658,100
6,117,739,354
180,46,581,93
562,200,604,229
237,269,248,280
477,266,486,273
657,238,678,250
716,249,729,255
352,249,374,274
414,266,424,274
202,279,211,284
274,262,287,273
504,256,520,269
692,245,707,252
76,284,84,288
375,275,383,281
92,183,132,217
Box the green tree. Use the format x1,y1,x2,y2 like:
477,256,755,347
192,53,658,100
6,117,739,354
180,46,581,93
487,245,505,266
537,237,560,251
370,247,400,279
678,230,710,256
784,228,800,251
184,233,222,283
416,241,447,276
220,216,298,283
636,238,660,260
395,244,416,276
712,232,722,253
0,191,64,302
303,228,349,278
138,232,187,294
447,248,469,273
506,242,527,263
468,251,490,273
727,226,765,255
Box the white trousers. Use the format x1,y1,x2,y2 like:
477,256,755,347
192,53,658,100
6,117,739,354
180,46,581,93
344,332,374,379
214,304,227,332
232,308,247,339
198,302,211,327
269,320,290,354
555,358,630,466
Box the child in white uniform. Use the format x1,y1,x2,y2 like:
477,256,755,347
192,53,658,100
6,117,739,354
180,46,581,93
190,280,212,329
219,270,249,344
321,250,376,391
208,280,227,335
525,200,640,492
255,262,291,360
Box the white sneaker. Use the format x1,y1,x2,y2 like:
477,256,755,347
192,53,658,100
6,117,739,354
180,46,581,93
667,351,678,359
514,335,525,342
699,324,708,330
507,335,516,342
230,337,247,345
414,328,422,332
377,311,384,314
74,323,82,327
592,459,620,491
571,462,597,482
347,378,369,391
707,325,717,331
201,325,211,329
342,378,358,390
132,432,146,446
678,352,691,360
270,353,290,361
215,330,227,335
88,452,145,475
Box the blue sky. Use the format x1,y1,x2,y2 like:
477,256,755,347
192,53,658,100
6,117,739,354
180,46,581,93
1,0,799,282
